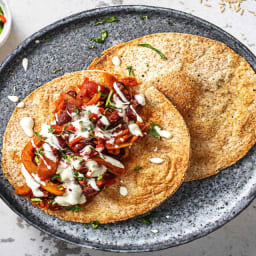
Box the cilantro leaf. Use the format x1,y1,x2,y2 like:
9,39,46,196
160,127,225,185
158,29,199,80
88,45,95,49
95,16,119,26
51,174,61,181
90,221,99,229
141,212,157,224
35,132,47,142
147,122,162,139
66,205,82,212
90,30,108,43
126,65,135,77
140,16,148,20
134,166,142,171
137,43,167,60
48,127,55,133
53,67,63,74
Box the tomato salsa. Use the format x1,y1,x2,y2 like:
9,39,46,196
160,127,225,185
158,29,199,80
15,75,148,211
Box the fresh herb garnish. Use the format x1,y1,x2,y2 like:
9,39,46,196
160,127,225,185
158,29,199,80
34,147,45,156
90,30,108,43
58,186,64,191
62,122,74,135
95,16,119,26
74,109,79,114
90,221,99,229
141,212,157,224
66,205,82,212
89,129,94,138
34,156,39,165
134,166,142,171
45,38,51,42
98,175,103,180
35,132,47,142
140,16,148,20
48,127,55,133
31,198,42,204
61,152,72,164
97,86,108,97
48,200,55,205
85,224,89,229
137,43,167,60
73,156,84,162
126,65,135,77
51,174,61,181
88,45,95,49
53,67,63,74
147,122,162,140
168,21,172,26
105,90,113,107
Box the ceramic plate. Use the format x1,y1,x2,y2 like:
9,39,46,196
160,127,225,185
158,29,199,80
1,5,256,252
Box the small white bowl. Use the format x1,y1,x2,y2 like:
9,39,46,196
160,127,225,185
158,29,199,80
0,0,12,48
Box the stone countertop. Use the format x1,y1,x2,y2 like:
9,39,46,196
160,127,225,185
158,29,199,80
1,0,256,255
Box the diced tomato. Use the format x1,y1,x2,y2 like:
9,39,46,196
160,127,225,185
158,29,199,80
89,113,98,120
0,14,6,23
120,77,138,86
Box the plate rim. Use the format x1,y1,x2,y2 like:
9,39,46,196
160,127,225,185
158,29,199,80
0,5,256,252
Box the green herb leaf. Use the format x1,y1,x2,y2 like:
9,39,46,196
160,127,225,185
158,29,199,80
34,156,39,165
31,198,42,204
137,43,167,60
105,90,113,107
48,127,55,133
90,221,99,229
48,200,55,205
140,16,148,20
134,166,142,171
0,7,3,14
126,65,135,77
90,30,108,44
89,129,94,138
95,16,119,26
45,38,51,42
66,205,82,212
53,67,63,74
98,175,103,180
35,132,47,142
61,152,72,164
51,174,61,181
147,122,162,139
88,45,95,49
141,212,157,224
34,147,45,156
74,109,79,114
85,224,89,229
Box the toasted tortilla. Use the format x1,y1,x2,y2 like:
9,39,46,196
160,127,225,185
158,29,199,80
88,33,256,181
1,70,190,223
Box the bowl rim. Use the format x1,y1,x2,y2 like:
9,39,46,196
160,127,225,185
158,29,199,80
0,0,12,47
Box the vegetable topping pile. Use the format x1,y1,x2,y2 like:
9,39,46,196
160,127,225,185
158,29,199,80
0,7,6,35
15,75,148,211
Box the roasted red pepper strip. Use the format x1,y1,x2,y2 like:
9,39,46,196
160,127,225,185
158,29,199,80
0,14,6,23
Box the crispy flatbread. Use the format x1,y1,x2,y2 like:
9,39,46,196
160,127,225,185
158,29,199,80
1,70,190,223
88,33,256,181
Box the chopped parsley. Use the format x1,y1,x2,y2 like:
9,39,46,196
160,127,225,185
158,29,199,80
126,65,135,77
51,174,61,181
105,90,113,107
140,16,148,20
147,122,162,140
88,45,95,49
85,224,89,229
74,109,79,114
44,38,51,42
95,16,119,26
34,147,45,156
141,212,157,224
35,132,47,142
90,221,99,229
90,30,108,43
61,152,72,164
66,205,82,212
137,43,167,60
34,156,39,165
97,87,108,97
134,166,142,171
53,67,63,74
48,127,55,133
98,175,103,180
31,198,42,204
48,200,55,205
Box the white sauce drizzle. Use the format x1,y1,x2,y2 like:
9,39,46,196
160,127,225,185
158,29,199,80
128,123,143,137
8,95,19,103
32,173,46,186
130,105,143,122
20,117,34,137
87,178,100,191
134,94,146,106
40,124,63,150
149,158,164,164
113,82,129,103
21,165,44,197
154,126,171,139
120,186,128,196
42,143,57,162
103,155,125,168
112,56,121,66
85,160,107,177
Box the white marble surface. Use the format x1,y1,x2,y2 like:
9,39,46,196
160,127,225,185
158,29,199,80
1,0,256,255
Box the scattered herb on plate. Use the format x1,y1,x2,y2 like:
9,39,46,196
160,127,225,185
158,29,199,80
137,43,167,59
53,67,63,74
134,166,142,171
141,212,157,224
95,16,119,25
90,30,108,43
147,122,162,139
44,38,52,42
35,132,47,142
91,221,99,229
140,16,148,20
88,45,95,49
66,205,82,212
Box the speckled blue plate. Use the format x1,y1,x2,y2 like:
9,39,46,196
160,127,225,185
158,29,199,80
1,5,256,252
